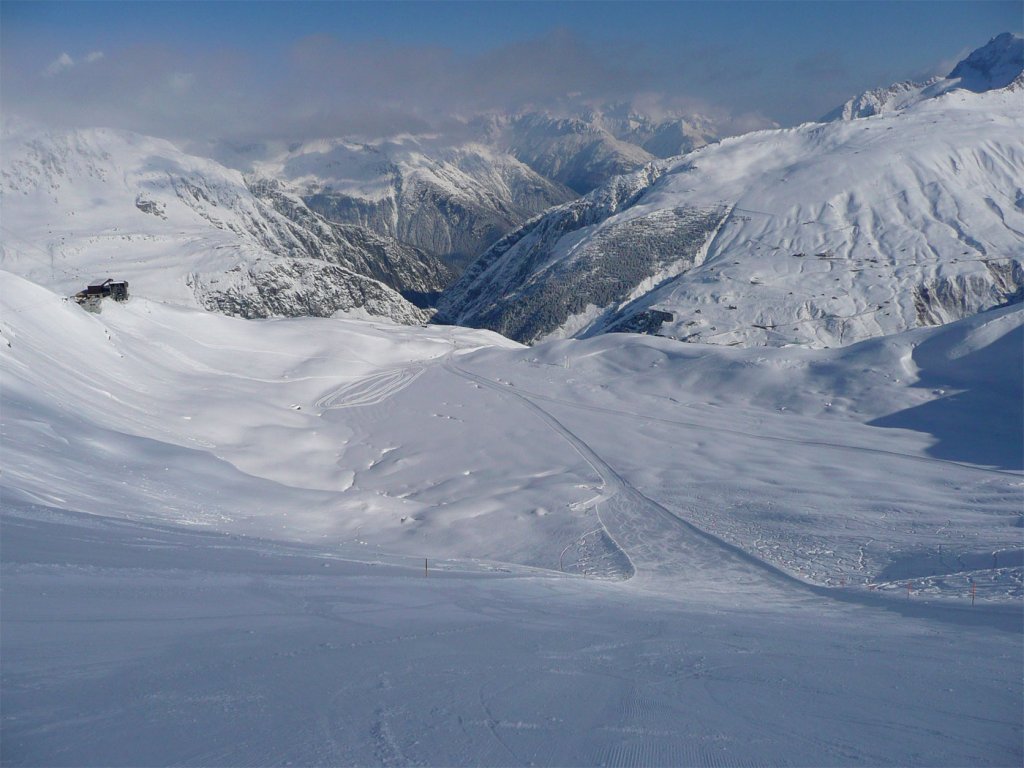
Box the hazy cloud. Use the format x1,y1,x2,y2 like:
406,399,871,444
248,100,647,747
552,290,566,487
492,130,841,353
921,47,972,80
43,52,74,77
794,52,848,82
43,50,106,77
7,31,780,144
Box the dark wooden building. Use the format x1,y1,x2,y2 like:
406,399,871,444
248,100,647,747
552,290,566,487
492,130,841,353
75,279,130,303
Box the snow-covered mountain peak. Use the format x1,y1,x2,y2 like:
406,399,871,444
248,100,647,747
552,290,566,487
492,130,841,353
440,84,1024,348
946,32,1024,92
823,32,1023,121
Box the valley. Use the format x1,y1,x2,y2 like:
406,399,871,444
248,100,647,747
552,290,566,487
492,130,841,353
1,22,1022,768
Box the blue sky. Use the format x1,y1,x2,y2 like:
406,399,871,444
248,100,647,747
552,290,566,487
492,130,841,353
2,1,1020,140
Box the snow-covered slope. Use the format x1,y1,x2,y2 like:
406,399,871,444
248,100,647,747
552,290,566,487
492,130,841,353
4,269,1021,764
475,108,722,194
439,72,1023,346
3,269,1020,585
823,32,1023,120
0,128,450,322
254,136,575,271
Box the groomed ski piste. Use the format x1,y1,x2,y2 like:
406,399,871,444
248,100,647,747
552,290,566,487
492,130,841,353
2,272,1021,766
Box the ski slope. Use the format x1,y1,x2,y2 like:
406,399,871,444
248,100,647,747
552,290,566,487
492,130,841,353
2,273,1021,765
5,501,1019,767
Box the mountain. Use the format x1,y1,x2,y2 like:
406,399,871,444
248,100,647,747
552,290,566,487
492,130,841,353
0,127,451,323
947,31,1024,91
249,136,576,272
575,103,722,160
477,112,659,195
438,45,1024,347
822,32,1023,120
206,107,723,275
475,108,720,195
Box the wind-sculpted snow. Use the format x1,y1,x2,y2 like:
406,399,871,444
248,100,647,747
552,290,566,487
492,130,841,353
4,270,1019,590
0,128,442,323
442,79,1024,348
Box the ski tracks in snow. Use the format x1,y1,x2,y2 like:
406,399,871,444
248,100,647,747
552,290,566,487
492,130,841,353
316,366,425,410
445,357,837,601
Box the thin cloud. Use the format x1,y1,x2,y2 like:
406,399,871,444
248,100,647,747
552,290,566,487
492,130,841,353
794,52,848,82
7,32,802,145
43,52,74,77
43,50,106,77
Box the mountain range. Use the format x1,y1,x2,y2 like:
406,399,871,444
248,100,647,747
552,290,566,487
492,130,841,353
2,34,1020,342
3,31,1022,767
437,34,1024,347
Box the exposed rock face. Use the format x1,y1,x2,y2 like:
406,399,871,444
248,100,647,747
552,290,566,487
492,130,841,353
493,113,657,195
192,261,431,323
264,139,575,272
246,177,453,305
238,108,725,273
437,165,733,343
913,261,1024,328
0,128,441,325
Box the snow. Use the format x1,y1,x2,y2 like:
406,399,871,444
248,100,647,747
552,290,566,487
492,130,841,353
441,83,1024,347
619,86,1024,347
2,272,1021,765
0,127,433,323
823,33,1023,120
2,35,1022,763
4,503,1020,767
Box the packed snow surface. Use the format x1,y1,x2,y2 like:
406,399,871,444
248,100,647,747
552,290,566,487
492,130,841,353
2,273,1021,765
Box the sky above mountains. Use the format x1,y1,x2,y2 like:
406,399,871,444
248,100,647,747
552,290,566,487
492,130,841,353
2,1,1020,142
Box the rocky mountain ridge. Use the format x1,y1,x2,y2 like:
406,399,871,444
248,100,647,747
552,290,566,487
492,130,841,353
437,38,1024,347
0,127,441,323
822,32,1023,120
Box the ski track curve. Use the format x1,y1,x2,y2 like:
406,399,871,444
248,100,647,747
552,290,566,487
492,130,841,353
511,383,1020,479
446,357,813,597
443,358,1021,624
316,366,424,410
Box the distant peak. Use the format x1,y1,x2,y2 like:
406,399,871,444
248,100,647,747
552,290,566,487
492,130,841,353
822,32,1023,121
946,32,1024,91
